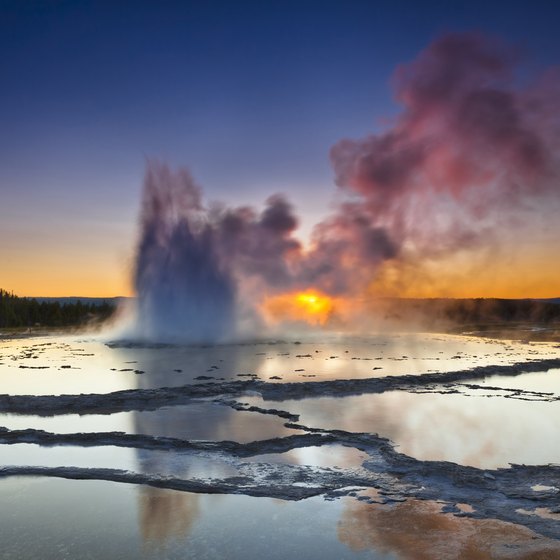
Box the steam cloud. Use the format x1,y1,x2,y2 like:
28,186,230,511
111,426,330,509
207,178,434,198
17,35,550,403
330,34,558,243
133,32,560,341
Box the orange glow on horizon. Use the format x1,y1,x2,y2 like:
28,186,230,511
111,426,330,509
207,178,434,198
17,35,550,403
0,247,132,298
2,229,558,300
0,214,134,298
367,245,560,300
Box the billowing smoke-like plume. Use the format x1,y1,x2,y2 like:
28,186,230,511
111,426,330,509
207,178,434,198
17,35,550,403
132,33,560,341
329,33,559,260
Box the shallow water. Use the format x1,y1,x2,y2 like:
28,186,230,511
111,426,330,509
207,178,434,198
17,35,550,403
0,401,302,441
1,332,560,556
2,333,559,395
0,336,138,395
1,478,559,560
0,478,381,560
249,384,560,468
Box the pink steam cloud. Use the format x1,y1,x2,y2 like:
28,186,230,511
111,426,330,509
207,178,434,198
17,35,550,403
331,33,557,210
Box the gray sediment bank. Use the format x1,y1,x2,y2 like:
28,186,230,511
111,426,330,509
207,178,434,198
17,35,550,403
0,422,559,539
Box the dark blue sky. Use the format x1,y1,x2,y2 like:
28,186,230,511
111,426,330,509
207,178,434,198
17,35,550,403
1,0,559,294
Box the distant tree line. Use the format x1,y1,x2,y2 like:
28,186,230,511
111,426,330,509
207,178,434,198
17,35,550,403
385,297,560,326
0,289,115,328
437,298,560,324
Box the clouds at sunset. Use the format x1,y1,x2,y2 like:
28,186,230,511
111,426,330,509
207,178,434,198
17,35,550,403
308,32,560,298
326,32,560,294
331,34,560,251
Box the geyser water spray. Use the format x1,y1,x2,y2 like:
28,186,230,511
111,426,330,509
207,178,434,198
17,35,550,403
133,161,236,343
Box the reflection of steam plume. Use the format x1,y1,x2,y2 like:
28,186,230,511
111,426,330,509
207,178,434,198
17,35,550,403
338,498,560,558
130,349,277,546
139,488,200,547
132,33,560,340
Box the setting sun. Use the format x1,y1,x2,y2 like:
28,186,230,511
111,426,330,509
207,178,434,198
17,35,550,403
263,290,335,325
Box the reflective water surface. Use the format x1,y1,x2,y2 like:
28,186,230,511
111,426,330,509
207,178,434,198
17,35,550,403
2,478,560,560
247,372,560,468
2,333,559,395
1,332,560,557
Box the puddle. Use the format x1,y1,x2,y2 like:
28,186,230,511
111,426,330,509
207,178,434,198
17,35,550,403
249,387,560,468
248,444,369,469
0,401,301,443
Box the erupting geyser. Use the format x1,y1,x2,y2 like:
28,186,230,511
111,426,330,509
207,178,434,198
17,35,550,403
130,33,560,342
133,162,236,342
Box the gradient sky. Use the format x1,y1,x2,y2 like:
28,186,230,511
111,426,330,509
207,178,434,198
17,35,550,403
1,0,559,297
